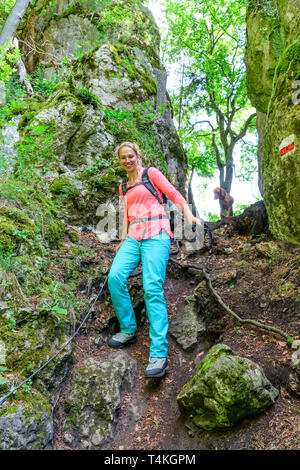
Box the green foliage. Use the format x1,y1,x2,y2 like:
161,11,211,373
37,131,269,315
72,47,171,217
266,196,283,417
236,139,258,182
162,0,257,191
75,87,100,108
0,42,21,82
233,203,251,216
31,66,63,98
207,212,220,222
81,158,110,178
0,0,15,26
13,124,55,181
93,0,159,57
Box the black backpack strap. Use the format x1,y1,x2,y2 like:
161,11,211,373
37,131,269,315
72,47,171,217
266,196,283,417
121,180,127,197
121,167,167,205
142,167,165,205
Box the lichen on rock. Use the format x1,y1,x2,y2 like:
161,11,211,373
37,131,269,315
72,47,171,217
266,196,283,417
177,344,279,430
62,352,137,449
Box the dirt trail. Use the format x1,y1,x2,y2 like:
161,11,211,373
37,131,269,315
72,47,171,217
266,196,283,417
53,229,300,450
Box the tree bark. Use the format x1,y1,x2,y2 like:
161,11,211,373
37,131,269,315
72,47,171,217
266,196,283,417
0,0,32,46
0,1,33,99
187,165,199,217
205,200,268,236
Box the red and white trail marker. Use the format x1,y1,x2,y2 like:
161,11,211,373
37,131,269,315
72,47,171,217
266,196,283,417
279,134,296,157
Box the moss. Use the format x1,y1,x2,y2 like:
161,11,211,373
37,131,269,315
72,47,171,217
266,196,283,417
0,224,15,251
177,344,278,430
88,169,118,193
0,389,51,420
0,206,36,253
68,231,79,243
60,258,80,280
75,87,101,109
0,317,68,387
44,219,65,249
17,102,46,130
49,177,79,201
274,39,300,82
109,44,157,97
47,89,84,121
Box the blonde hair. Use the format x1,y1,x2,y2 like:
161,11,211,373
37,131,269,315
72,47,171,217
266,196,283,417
113,141,141,159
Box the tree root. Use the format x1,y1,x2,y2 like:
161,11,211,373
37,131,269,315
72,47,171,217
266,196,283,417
168,256,292,341
202,269,292,341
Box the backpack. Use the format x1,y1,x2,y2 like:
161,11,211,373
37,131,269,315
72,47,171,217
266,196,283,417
120,166,167,204
120,166,213,248
120,166,175,231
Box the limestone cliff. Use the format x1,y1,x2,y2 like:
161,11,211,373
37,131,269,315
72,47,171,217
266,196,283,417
245,0,300,244
13,0,187,230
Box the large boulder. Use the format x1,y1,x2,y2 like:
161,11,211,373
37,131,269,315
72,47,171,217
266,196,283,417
177,344,279,430
62,351,137,449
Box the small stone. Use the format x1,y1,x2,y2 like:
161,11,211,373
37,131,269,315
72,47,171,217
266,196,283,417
63,433,73,444
0,302,9,314
291,350,300,367
291,340,300,350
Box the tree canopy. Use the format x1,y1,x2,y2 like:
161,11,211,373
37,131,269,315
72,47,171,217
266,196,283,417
161,0,257,193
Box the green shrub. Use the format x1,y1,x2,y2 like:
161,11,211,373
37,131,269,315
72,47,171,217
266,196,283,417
75,87,100,108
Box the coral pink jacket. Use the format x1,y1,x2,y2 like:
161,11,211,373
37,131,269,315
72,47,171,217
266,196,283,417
119,167,186,241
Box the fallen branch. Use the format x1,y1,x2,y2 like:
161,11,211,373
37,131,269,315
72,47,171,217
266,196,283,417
202,269,292,341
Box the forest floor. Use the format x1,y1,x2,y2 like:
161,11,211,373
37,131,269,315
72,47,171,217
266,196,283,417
52,224,300,451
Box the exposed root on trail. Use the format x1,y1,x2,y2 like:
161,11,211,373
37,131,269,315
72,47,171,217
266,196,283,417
169,257,294,342
202,269,293,342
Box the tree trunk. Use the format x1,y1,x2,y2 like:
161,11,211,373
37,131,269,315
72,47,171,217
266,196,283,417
187,165,199,216
0,0,31,46
178,60,185,130
0,0,33,100
206,200,268,236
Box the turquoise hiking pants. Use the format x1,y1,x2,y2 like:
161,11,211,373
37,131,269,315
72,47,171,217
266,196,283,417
108,232,171,358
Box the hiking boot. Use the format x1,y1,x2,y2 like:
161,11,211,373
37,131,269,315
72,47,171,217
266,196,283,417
145,357,168,378
108,331,137,348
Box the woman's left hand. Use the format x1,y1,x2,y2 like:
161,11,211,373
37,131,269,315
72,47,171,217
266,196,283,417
190,216,203,226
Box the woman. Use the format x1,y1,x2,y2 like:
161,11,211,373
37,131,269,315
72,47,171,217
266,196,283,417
107,141,201,378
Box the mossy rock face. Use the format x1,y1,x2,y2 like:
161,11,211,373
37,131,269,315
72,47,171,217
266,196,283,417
0,205,36,252
62,352,137,449
0,394,53,450
70,44,157,110
44,218,65,249
49,176,79,199
246,0,300,244
177,344,279,430
12,0,187,231
263,39,300,244
245,4,282,113
0,180,66,255
18,0,161,74
277,0,300,46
